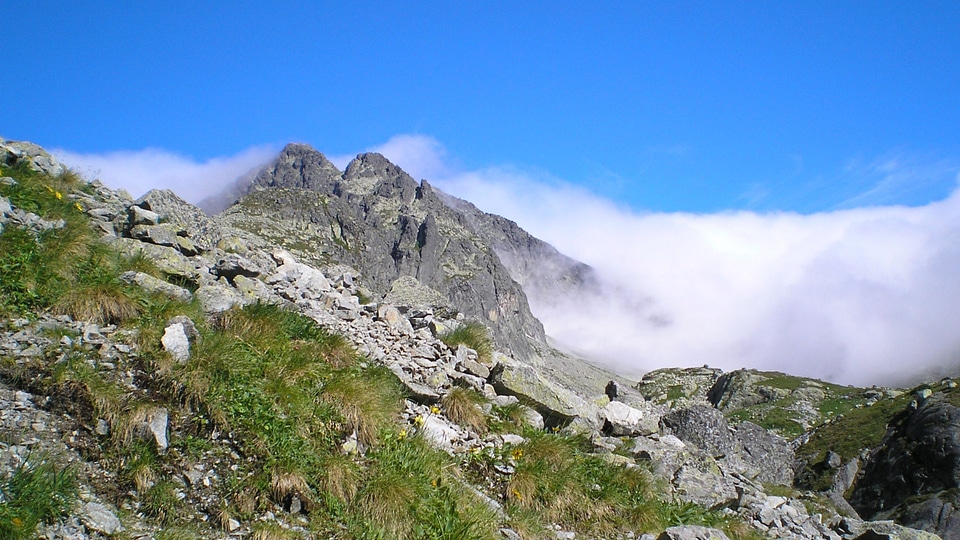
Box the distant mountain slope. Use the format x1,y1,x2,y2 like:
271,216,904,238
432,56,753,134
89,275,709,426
214,143,550,361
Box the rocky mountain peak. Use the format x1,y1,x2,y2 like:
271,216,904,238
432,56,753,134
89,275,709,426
250,142,342,192
213,145,551,362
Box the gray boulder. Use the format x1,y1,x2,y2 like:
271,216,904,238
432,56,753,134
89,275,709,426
127,205,160,227
491,358,601,429
129,223,180,247
658,525,730,540
734,421,794,485
661,405,736,458
119,271,193,302
196,284,245,313
161,321,192,362
602,400,659,436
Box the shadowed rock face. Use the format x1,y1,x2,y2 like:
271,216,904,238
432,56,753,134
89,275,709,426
851,395,960,531
216,143,546,360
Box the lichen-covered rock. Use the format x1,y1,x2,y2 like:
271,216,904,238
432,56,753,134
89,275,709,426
661,405,736,458
491,358,601,429
119,271,193,302
196,283,245,312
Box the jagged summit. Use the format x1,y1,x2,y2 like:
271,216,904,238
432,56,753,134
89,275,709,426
248,142,342,193
213,143,558,365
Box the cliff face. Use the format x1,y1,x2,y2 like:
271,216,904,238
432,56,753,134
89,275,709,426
215,143,547,361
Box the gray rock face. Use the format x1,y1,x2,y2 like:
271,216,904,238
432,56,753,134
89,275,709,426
439,191,600,312
0,138,66,177
735,421,795,485
215,144,546,361
660,404,794,487
851,394,960,536
661,405,736,458
893,492,960,540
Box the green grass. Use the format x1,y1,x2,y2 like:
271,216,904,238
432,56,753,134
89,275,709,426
795,387,917,491
0,163,144,322
350,434,500,539
0,454,78,540
499,432,661,535
440,321,493,362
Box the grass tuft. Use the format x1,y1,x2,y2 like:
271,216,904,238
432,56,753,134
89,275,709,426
440,321,493,362
442,387,489,434
0,454,78,540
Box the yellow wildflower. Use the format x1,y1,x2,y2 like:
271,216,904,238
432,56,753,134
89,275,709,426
55,191,62,200
511,488,523,501
413,415,424,426
511,448,524,460
398,429,407,440
430,405,441,414
75,202,83,211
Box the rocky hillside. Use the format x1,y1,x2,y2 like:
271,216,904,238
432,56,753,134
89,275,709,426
0,137,957,540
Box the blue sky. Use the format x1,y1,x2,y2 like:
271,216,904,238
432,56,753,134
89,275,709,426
7,1,960,213
7,2,960,384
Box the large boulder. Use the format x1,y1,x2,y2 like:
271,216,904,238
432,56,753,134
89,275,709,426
851,393,960,537
491,358,601,430
661,405,737,458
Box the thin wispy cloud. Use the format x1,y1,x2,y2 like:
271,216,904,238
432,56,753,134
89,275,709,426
53,145,278,203
837,153,960,209
373,134,960,387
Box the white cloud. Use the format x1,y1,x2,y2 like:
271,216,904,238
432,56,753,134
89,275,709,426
371,135,960,387
329,134,454,181
52,145,278,203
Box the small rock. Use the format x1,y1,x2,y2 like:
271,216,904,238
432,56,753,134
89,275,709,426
128,205,160,226
161,323,191,362
81,502,123,535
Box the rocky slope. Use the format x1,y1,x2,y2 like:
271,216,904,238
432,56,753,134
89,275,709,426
1,137,957,540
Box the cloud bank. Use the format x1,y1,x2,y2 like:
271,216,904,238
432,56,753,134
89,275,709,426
377,136,960,387
52,135,960,387
53,145,277,203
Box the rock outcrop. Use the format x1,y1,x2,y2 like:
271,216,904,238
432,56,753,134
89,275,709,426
850,393,960,539
214,144,547,363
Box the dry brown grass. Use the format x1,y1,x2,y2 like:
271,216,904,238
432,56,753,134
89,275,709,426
319,454,361,502
52,284,140,325
442,387,489,434
270,469,310,503
321,369,402,446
